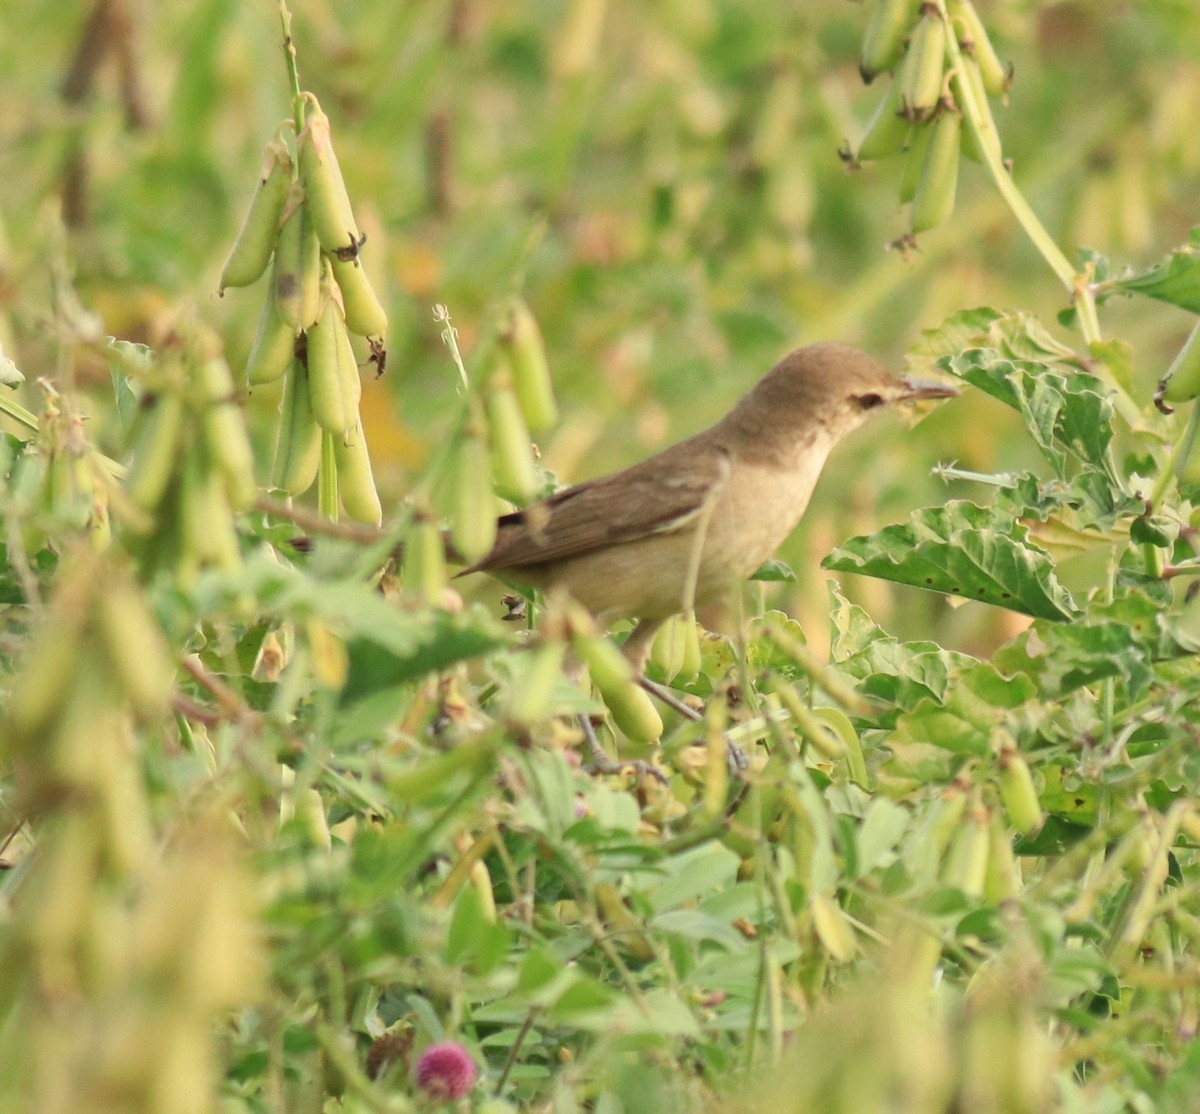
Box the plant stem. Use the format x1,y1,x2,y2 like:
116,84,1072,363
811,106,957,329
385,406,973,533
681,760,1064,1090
434,303,471,393
1150,402,1200,510
935,3,1137,416
278,0,306,129
944,38,1143,424
937,6,1084,315
0,393,39,435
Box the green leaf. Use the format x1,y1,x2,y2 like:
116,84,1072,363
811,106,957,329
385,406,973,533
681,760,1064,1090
913,307,1005,359
889,661,1036,759
915,307,1078,364
103,336,155,371
994,590,1200,698
850,798,911,878
1129,513,1178,548
1106,233,1200,312
647,844,740,913
1089,338,1135,395
827,583,886,658
446,884,510,974
517,946,569,996
823,501,1077,620
650,910,748,950
942,349,1116,479
1044,942,1111,1006
342,615,502,703
749,558,796,582
0,342,23,388
1013,815,1092,856
834,632,975,713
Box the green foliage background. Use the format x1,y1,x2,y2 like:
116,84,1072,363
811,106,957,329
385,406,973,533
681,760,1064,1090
4,2,1200,1112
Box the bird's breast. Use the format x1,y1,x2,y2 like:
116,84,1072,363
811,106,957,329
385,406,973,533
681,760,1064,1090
709,442,833,579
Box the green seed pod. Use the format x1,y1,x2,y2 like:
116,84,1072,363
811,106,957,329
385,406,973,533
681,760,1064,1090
4,592,87,739
576,625,634,694
96,748,154,874
271,359,323,495
125,390,185,513
403,511,447,606
773,682,845,760
500,298,559,433
576,632,664,745
334,417,382,527
950,0,1011,98
180,450,242,573
811,892,857,963
485,375,539,504
927,784,969,855
290,786,333,851
855,74,912,163
1161,320,1200,404
593,881,655,961
198,355,257,511
898,117,933,203
274,198,322,331
298,94,361,256
910,106,961,233
984,808,1022,902
246,284,297,386
14,815,101,954
900,4,947,123
177,449,212,566
565,607,664,746
602,676,665,746
942,802,990,897
206,487,243,573
680,612,701,682
219,138,292,292
96,578,175,719
860,0,918,83
650,614,687,681
306,289,360,438
449,403,498,564
335,311,364,416
330,255,388,338
997,741,1044,836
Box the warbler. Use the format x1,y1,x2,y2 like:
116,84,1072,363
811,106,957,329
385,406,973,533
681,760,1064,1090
464,343,955,664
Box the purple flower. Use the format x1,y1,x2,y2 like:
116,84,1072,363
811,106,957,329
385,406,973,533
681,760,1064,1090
415,1042,477,1101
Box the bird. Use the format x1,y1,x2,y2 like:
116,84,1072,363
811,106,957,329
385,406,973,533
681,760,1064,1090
462,343,956,666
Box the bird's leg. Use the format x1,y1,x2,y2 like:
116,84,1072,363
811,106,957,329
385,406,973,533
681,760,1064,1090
619,617,663,672
624,617,749,778
577,713,668,785
638,676,701,722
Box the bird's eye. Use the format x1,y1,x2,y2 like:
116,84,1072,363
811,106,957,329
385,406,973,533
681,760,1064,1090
857,393,885,410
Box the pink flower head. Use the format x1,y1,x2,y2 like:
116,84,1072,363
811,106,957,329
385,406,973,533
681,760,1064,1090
415,1042,478,1100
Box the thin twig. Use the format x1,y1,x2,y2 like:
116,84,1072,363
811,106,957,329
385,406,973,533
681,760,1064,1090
255,495,386,544
180,655,253,721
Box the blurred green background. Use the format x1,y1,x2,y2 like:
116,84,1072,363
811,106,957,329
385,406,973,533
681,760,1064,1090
3,0,1199,651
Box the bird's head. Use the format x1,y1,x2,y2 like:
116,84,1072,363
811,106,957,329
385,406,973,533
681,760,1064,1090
723,342,956,447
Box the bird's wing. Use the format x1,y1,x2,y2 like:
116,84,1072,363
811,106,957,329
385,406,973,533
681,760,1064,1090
468,438,730,573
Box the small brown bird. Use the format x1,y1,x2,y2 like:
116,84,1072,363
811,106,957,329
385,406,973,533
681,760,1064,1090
464,343,955,665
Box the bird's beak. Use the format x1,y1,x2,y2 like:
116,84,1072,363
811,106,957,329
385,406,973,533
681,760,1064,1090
899,377,958,403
